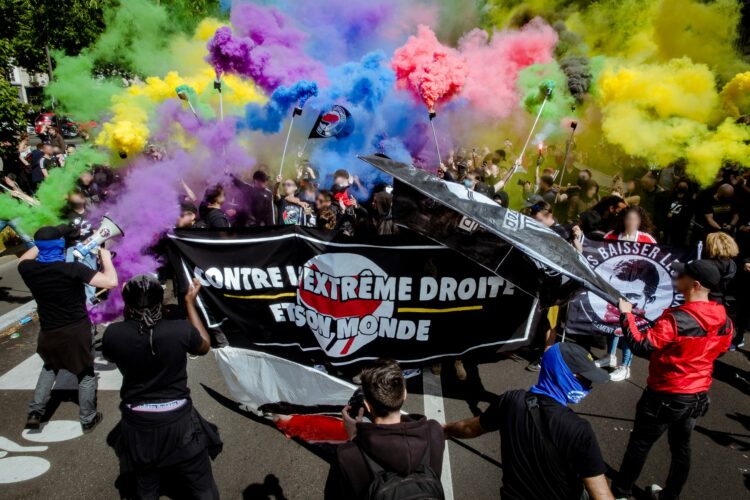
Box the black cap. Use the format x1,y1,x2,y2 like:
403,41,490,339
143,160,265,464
671,260,721,291
559,343,609,384
523,194,545,208
252,170,269,182
33,224,72,241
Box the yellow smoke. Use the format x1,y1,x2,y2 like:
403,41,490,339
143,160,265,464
720,72,750,118
597,57,749,184
95,19,266,157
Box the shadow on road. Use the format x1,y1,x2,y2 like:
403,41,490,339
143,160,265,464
243,474,288,500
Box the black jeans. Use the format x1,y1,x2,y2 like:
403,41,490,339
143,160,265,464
612,389,708,500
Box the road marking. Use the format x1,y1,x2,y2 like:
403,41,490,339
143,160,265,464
0,456,50,483
0,353,122,390
22,421,82,443
0,437,47,453
422,370,454,500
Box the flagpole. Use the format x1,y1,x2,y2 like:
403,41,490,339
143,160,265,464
428,111,442,167
504,86,552,186
214,76,223,121
279,106,302,178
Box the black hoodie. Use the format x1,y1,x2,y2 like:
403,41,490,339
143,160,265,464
331,414,444,499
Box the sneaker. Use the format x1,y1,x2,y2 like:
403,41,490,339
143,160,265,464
82,412,103,433
402,368,422,379
610,366,631,382
454,360,467,381
526,358,542,372
595,354,617,369
648,484,663,499
25,412,43,430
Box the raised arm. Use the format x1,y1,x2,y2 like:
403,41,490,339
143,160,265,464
18,245,39,263
88,248,118,289
185,278,211,355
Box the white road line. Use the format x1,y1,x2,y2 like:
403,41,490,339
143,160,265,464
422,370,454,500
0,353,122,390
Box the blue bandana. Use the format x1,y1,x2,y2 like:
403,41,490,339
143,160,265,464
529,344,590,406
35,238,66,263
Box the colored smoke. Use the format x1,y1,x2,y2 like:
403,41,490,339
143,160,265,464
242,80,319,133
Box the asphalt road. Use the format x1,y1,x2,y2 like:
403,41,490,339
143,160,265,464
0,310,748,499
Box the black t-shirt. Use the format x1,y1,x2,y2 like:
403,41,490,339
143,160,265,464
699,195,737,227
102,319,203,404
479,390,606,500
202,207,230,228
18,260,96,330
278,198,305,225
64,207,94,243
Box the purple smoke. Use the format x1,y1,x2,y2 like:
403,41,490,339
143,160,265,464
206,3,327,94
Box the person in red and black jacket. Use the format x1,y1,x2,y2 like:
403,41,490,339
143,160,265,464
611,260,733,500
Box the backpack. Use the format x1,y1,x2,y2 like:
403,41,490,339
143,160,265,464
361,444,444,500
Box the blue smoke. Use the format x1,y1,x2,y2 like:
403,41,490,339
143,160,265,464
241,80,319,133
307,51,421,198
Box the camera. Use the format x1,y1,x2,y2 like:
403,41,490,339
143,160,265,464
347,388,368,419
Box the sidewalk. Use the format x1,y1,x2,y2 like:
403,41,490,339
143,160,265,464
0,253,34,330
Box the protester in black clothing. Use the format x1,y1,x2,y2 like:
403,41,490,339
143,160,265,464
29,143,49,193
445,343,613,500
578,195,628,236
658,179,695,245
332,359,445,499
697,183,739,235
537,174,558,204
704,232,739,305
275,177,309,226
633,171,665,218
236,170,275,227
103,276,221,500
199,185,230,228
176,203,198,229
77,171,103,207
63,189,94,246
19,226,118,431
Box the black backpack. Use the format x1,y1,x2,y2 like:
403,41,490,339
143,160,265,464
361,444,445,500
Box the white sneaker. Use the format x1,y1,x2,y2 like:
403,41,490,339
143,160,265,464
610,366,631,382
595,354,617,369
648,484,663,499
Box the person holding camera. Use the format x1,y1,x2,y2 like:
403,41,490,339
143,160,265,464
19,225,118,431
611,260,733,499
103,276,222,499
331,359,445,499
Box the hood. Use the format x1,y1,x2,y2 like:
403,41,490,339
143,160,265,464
676,301,727,331
355,415,438,476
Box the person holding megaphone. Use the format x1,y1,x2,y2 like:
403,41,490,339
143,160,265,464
18,225,119,432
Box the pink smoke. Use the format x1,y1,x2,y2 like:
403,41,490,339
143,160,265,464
391,25,466,112
459,18,558,119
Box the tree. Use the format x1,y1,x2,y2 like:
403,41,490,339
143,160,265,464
0,0,109,73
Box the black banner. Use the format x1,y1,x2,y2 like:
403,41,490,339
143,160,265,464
168,227,538,366
566,240,696,335
358,155,622,305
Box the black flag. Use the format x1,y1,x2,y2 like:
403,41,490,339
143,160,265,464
308,105,353,139
358,154,622,306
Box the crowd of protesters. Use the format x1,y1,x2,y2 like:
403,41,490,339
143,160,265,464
0,129,747,499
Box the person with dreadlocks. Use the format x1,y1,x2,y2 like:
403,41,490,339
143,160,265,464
19,225,118,432
103,275,221,499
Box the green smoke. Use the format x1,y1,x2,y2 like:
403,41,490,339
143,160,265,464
518,62,576,122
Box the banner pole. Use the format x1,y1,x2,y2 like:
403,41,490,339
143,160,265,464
215,77,223,121
556,122,578,197
428,111,442,167
279,107,302,178
505,93,550,186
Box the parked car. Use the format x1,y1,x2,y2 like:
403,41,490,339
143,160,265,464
34,113,84,139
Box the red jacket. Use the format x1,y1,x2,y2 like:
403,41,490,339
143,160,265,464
621,301,732,394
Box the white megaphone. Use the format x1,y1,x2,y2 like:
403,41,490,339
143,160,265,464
72,216,124,260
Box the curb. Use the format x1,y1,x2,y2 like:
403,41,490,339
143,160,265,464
0,301,37,335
